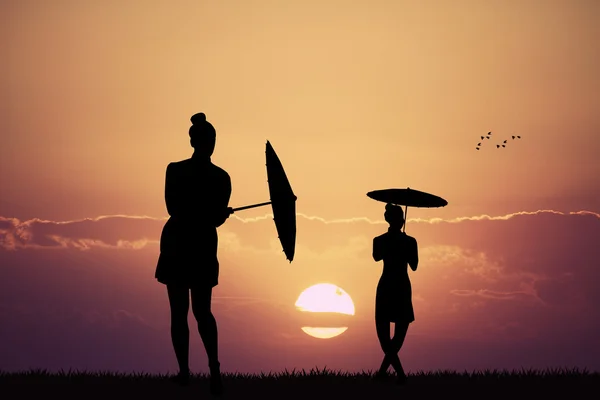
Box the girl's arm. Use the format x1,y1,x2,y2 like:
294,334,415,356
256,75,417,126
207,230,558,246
373,236,384,262
408,237,419,271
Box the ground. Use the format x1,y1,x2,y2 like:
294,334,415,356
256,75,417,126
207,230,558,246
1,368,598,400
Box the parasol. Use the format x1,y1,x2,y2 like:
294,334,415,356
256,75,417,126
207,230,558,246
230,141,297,262
366,187,447,232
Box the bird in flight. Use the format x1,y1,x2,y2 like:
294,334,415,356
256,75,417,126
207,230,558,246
476,132,493,150
477,132,522,151
496,136,523,148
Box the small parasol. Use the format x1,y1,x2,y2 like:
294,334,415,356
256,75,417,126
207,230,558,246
230,141,297,262
366,187,447,232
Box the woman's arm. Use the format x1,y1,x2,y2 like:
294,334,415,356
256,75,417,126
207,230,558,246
213,173,232,228
164,163,181,217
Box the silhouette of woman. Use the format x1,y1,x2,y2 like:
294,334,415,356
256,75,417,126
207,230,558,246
372,203,418,384
155,112,232,395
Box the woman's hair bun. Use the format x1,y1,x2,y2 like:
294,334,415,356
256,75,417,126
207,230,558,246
191,112,207,125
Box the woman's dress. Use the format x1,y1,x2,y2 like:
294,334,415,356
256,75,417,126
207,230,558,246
155,156,231,288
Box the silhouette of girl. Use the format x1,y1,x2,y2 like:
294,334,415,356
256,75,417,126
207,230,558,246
372,203,418,384
155,112,232,395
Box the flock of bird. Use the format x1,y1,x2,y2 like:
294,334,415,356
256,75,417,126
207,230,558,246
476,132,521,150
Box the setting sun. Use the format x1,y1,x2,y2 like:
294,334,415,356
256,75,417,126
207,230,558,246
295,283,355,339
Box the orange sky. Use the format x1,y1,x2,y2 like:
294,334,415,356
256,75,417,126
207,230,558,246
2,0,599,221
1,0,599,374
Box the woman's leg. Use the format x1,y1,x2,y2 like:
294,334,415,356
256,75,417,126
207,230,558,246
190,286,219,369
191,285,223,395
167,284,191,376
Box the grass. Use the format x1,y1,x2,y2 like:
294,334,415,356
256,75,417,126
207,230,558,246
1,367,598,399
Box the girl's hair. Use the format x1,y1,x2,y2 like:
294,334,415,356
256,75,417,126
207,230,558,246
385,203,404,216
384,203,404,225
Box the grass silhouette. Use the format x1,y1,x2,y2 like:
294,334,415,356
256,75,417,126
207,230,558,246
1,367,598,399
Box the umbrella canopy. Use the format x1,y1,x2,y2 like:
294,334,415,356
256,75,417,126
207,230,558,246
230,141,297,262
266,141,297,262
367,188,447,208
367,187,447,232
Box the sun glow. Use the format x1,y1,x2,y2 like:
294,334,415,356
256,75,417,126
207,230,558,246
295,283,355,339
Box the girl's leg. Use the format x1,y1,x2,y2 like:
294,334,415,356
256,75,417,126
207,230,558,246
375,317,392,375
390,323,410,382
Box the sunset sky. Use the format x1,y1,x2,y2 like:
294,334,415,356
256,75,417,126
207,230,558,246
1,0,599,374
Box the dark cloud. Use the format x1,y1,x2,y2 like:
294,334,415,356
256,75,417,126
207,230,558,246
0,215,164,250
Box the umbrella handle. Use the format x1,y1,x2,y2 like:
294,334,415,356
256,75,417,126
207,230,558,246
403,205,408,233
230,201,272,213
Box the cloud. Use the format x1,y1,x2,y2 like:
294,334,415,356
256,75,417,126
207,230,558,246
420,209,599,224
450,289,537,301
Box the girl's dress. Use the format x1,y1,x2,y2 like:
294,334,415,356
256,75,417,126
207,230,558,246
373,228,418,323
